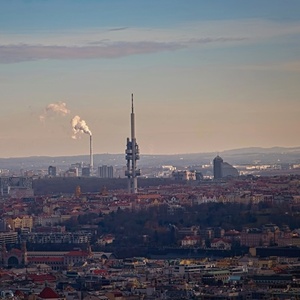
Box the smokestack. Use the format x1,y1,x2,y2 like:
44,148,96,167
90,134,93,174
70,115,93,175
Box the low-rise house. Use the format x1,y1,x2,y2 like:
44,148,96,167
105,291,123,300
5,215,33,231
181,236,201,247
211,238,232,250
64,249,92,267
97,235,115,246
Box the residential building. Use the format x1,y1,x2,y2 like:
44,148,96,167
172,170,196,181
0,231,18,244
211,238,232,250
6,215,33,232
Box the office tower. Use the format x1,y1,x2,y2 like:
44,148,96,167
48,166,57,177
213,155,223,179
98,165,114,178
125,94,140,193
213,155,239,179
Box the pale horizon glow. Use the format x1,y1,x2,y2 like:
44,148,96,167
0,0,300,158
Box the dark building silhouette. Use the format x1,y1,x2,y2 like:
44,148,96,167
213,155,239,179
98,165,114,178
213,155,223,179
48,166,57,177
81,167,91,177
222,162,239,177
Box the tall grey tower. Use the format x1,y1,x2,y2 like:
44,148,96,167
213,155,223,179
125,94,140,193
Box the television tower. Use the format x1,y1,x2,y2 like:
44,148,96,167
125,94,140,193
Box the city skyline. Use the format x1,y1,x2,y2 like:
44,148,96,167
1,0,300,158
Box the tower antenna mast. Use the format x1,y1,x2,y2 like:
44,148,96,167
125,94,140,193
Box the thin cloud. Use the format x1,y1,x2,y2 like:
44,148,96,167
0,37,245,64
189,37,247,44
88,39,111,45
235,60,300,73
0,41,183,64
5,18,298,65
108,27,128,31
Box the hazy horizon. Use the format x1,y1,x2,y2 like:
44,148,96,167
1,1,300,157
1,145,300,160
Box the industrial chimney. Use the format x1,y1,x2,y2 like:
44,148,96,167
90,134,93,175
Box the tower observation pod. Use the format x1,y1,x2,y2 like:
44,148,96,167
125,94,141,193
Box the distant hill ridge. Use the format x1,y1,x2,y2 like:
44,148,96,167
0,146,300,170
1,146,300,160
222,146,300,155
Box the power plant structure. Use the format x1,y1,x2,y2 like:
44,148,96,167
125,94,140,193
89,134,93,175
71,114,93,176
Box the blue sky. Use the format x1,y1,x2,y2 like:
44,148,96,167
0,0,300,157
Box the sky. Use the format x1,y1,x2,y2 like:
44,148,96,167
1,0,300,158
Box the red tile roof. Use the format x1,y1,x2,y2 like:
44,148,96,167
28,257,64,263
65,250,89,257
28,274,57,282
38,287,59,299
92,269,108,275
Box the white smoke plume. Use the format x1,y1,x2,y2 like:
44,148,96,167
40,101,70,121
71,115,92,139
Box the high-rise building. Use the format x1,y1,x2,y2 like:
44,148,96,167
48,166,57,177
213,155,223,179
98,165,114,178
213,155,239,179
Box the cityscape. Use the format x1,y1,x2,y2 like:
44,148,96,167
1,1,300,300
